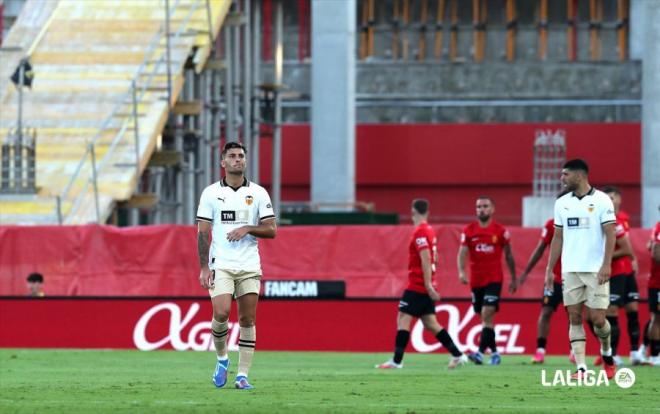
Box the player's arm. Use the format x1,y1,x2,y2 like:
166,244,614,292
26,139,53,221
518,240,547,286
504,244,518,293
226,217,277,241
545,227,563,292
197,220,213,289
612,233,638,273
420,248,440,301
457,245,469,285
652,234,660,263
598,222,616,285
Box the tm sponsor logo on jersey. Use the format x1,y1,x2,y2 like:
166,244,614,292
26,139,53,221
220,210,249,224
567,217,590,229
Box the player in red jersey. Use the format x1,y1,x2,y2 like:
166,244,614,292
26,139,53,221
457,196,518,365
590,187,642,366
646,221,660,366
518,218,564,364
377,199,467,370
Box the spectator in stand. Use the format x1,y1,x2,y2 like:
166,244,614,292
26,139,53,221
26,273,45,297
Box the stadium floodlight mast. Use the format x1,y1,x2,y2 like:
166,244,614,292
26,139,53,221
2,58,37,194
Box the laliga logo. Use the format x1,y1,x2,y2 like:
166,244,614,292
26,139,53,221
540,368,635,388
410,304,524,353
133,302,240,351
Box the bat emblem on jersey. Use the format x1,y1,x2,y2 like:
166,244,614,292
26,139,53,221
245,195,254,206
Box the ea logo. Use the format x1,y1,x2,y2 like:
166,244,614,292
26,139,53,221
614,368,635,389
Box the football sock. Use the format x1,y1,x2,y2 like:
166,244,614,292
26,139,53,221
436,329,463,357
587,320,596,338
393,330,410,364
488,328,499,353
569,324,586,368
537,337,547,350
605,316,619,355
594,319,614,365
237,325,256,377
651,339,660,357
479,327,494,354
626,311,640,351
211,319,229,357
642,320,650,346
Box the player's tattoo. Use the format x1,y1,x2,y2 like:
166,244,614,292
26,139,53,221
198,230,210,267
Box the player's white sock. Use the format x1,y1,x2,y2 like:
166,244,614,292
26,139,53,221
569,324,587,368
594,319,612,355
238,325,256,376
212,319,229,358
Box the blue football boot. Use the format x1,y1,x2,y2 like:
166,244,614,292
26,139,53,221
212,358,230,388
234,375,254,390
467,351,483,365
489,353,502,365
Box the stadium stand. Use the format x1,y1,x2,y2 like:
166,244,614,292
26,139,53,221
0,0,229,224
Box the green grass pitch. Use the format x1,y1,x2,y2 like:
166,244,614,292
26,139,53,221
1,349,658,413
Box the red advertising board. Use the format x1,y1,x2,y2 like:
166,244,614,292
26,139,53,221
0,298,648,356
0,225,654,299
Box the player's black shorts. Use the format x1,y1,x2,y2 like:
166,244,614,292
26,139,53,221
541,282,563,311
609,274,640,306
398,289,436,317
650,288,660,315
471,283,502,314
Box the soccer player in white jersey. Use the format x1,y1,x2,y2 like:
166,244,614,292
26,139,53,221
196,141,277,390
545,159,617,380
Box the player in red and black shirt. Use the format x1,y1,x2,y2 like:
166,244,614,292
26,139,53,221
518,218,564,364
644,221,660,365
377,199,467,370
599,187,643,366
457,196,518,365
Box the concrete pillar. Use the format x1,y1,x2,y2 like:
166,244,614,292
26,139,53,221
641,1,660,227
311,0,356,209
629,0,646,60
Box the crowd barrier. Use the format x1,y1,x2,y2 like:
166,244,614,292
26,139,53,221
0,224,654,298
0,298,649,356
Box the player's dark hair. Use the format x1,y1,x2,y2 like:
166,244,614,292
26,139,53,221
563,159,589,174
412,199,429,215
26,273,44,283
476,196,494,205
602,186,621,196
221,141,247,158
